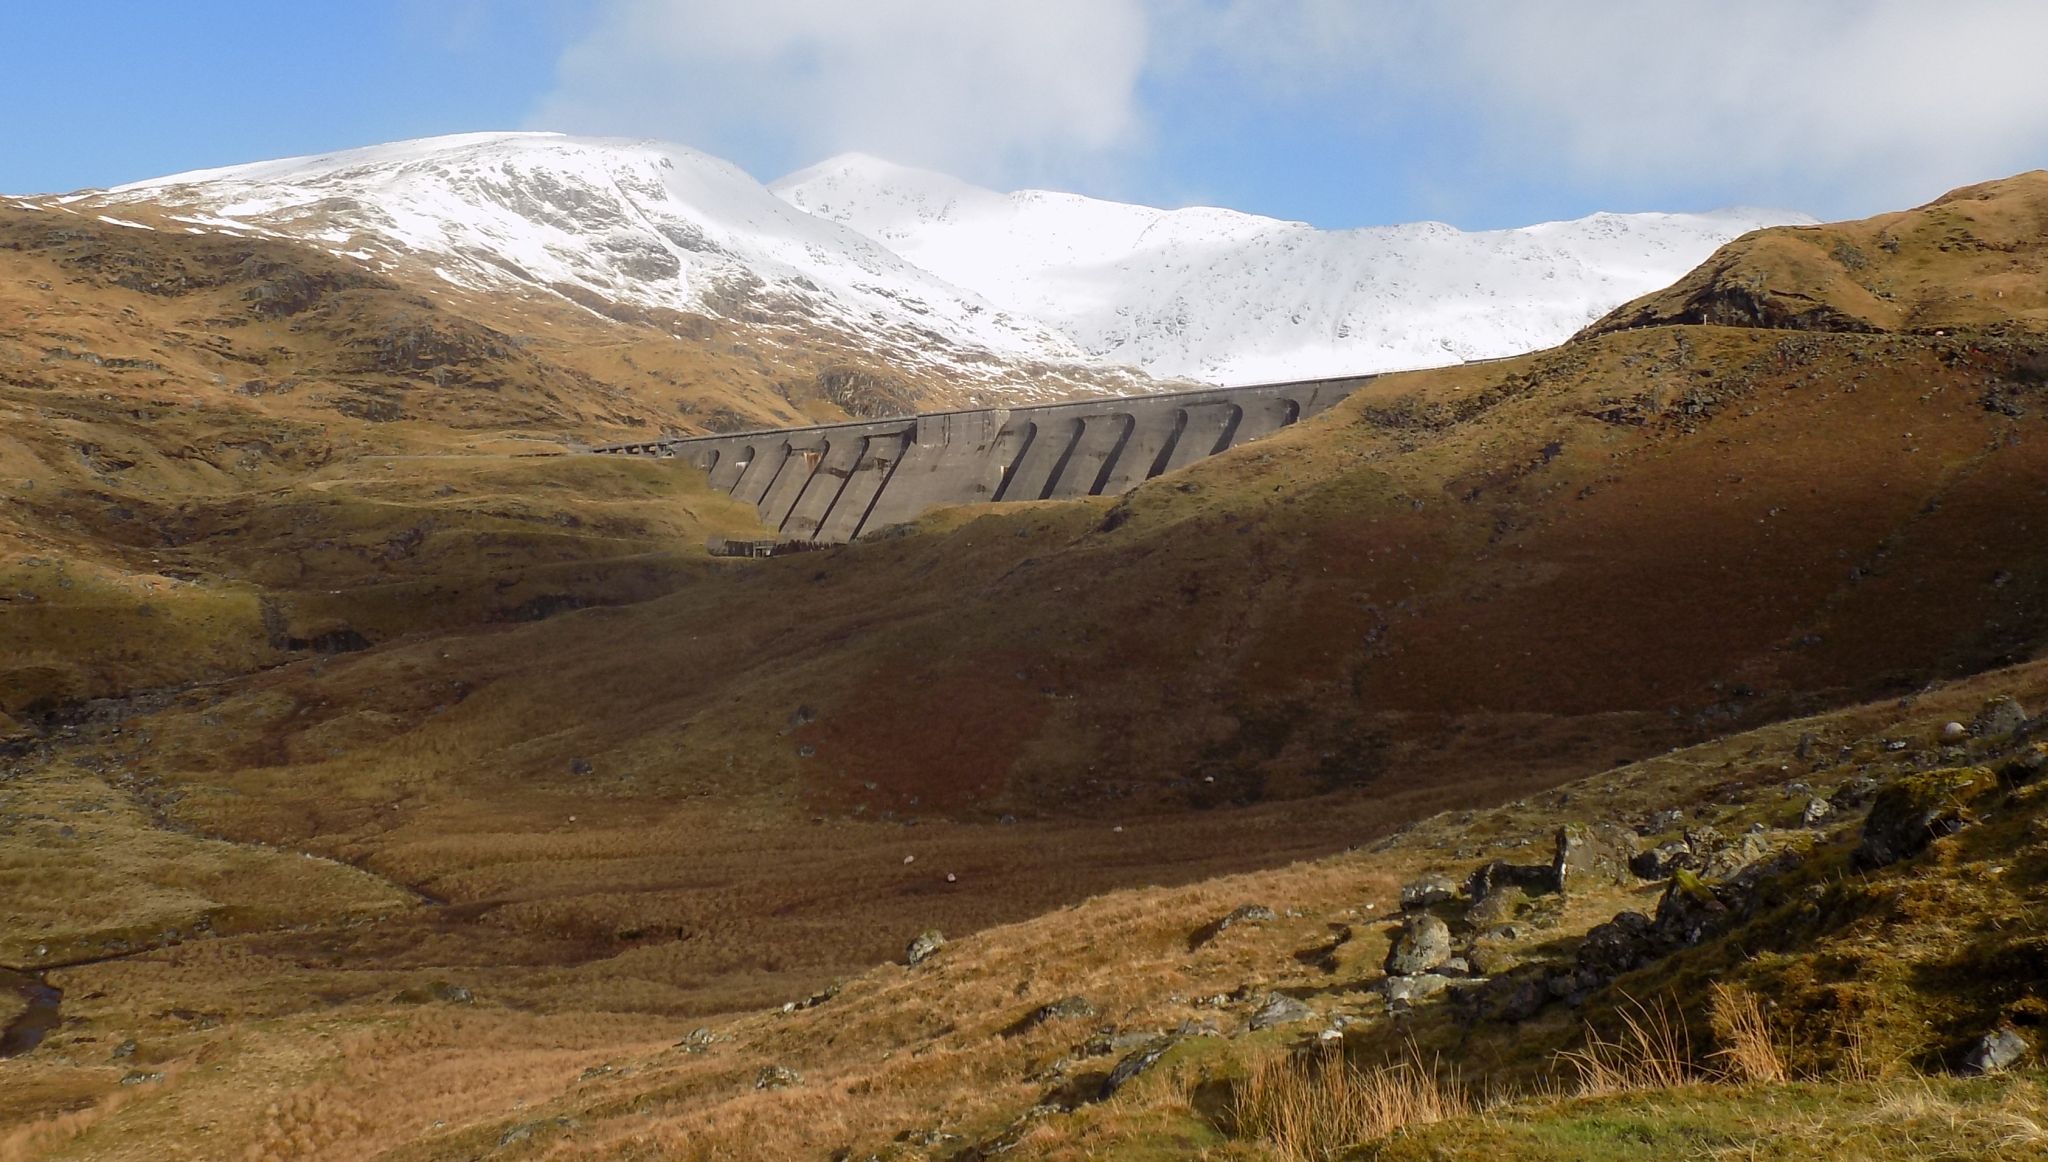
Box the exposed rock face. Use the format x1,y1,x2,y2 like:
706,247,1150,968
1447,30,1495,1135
1856,768,1997,869
1385,913,1454,977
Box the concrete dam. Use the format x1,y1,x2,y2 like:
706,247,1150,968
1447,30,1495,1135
591,376,1373,544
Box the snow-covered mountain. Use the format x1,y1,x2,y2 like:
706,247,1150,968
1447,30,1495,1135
69,132,1813,396
86,132,1120,401
774,154,1815,384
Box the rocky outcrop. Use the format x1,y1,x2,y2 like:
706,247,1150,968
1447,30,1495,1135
1856,768,1997,869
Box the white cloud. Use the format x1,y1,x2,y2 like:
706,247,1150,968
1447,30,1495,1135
532,0,1149,186
1157,0,2048,215
534,0,2048,218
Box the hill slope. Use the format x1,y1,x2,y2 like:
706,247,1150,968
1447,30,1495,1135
3,174,2048,1160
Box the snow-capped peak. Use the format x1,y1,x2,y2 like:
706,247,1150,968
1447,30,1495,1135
95,132,1102,395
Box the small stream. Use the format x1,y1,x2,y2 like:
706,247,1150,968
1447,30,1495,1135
0,967,63,1057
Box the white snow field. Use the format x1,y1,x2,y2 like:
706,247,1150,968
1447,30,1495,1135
775,153,1813,384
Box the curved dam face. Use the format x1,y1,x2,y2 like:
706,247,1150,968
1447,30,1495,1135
592,376,1372,544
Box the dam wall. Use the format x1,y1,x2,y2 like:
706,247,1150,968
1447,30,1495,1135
591,375,1373,543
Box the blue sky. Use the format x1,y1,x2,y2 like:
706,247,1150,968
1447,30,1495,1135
7,1,2048,231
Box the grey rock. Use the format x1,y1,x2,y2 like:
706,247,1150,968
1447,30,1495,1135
755,1064,802,1090
905,929,945,966
1248,993,1315,1030
1004,995,1096,1037
1857,768,1994,869
1100,1037,1176,1099
1188,903,1277,950
1399,873,1458,911
1381,973,1454,1006
1652,874,1727,949
1467,859,1559,904
1801,797,1834,828
1575,910,1654,982
1960,1027,2029,1075
1631,840,1694,880
1639,808,1685,836
1385,912,1453,976
1971,696,2029,740
1939,721,1969,744
1554,823,1638,893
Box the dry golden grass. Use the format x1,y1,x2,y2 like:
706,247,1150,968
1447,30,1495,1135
1560,995,1705,1097
1709,983,1788,1086
1230,1047,1471,1161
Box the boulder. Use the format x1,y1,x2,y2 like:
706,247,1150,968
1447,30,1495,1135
1381,973,1455,1008
1553,822,1639,893
1099,1037,1176,1100
1575,911,1655,983
1940,721,1969,744
1800,796,1834,828
1856,768,1997,869
1960,1027,2029,1076
1630,840,1693,881
1220,903,1277,928
1248,993,1315,1030
1467,859,1559,902
905,930,946,966
754,1064,802,1090
2000,746,2048,787
1187,904,1277,951
1971,696,2029,740
1700,833,1773,881
1399,873,1458,911
1385,913,1453,976
1651,870,1728,949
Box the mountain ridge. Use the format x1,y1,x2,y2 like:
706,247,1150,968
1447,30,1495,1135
774,150,1815,383
34,131,1811,400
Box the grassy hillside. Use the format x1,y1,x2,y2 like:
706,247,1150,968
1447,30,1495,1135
4,175,2048,1159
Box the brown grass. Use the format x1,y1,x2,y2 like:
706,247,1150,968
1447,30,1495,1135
1559,995,1704,1096
1708,982,1788,1085
1229,1048,1472,1161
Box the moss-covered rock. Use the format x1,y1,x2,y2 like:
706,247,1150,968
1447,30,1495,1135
1856,767,1998,869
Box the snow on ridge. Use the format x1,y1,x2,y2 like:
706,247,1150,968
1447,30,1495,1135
96,133,1093,390
775,153,1816,384
82,132,1817,393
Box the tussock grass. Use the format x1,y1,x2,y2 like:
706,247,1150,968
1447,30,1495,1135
1561,995,1704,1096
1708,983,1788,1085
1231,1048,1471,1160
